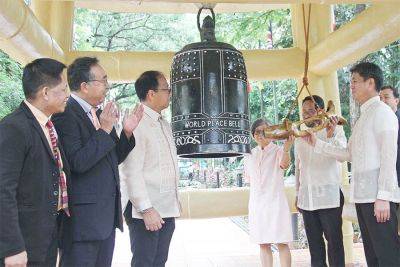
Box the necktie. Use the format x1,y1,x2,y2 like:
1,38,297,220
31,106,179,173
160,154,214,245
90,107,101,130
45,120,70,216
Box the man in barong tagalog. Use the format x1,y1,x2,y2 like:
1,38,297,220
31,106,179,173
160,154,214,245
295,95,347,267
121,71,180,267
303,62,400,266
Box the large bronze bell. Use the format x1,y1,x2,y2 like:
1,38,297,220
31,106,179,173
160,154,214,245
171,8,251,158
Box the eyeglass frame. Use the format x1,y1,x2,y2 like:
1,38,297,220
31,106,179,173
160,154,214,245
87,79,110,87
156,88,172,94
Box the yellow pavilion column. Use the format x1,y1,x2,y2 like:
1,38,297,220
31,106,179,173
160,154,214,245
322,72,342,114
31,1,74,58
30,1,51,31
322,73,354,261
291,3,354,265
296,72,326,105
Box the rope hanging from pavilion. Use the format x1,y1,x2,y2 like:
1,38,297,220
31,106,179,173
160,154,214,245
262,4,347,140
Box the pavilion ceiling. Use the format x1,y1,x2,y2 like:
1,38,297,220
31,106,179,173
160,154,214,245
75,1,288,13
46,0,400,14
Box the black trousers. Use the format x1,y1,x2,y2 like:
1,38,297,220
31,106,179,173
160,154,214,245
127,218,175,267
300,191,345,267
355,202,400,267
29,234,58,267
0,215,60,267
0,238,57,267
59,230,116,267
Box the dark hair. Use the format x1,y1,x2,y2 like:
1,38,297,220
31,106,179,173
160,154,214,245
302,95,325,109
22,58,66,99
67,57,99,91
135,71,164,101
381,85,399,98
251,118,270,137
350,62,383,92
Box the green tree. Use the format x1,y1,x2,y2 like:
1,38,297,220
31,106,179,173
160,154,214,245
0,50,24,119
215,9,293,49
334,4,400,137
74,8,295,112
74,8,199,52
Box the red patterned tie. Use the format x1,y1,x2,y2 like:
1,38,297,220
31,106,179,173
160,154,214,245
90,107,101,130
45,120,70,216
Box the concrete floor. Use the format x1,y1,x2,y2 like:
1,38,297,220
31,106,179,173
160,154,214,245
112,218,367,267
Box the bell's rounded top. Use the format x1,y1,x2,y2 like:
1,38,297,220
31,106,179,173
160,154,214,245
177,41,240,54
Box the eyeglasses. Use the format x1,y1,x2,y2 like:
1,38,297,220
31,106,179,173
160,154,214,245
157,88,172,94
380,94,396,100
254,130,264,136
88,79,109,86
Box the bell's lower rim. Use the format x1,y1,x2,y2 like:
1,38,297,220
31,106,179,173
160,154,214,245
178,152,246,159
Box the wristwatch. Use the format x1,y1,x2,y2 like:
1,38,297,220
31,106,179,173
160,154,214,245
138,207,153,214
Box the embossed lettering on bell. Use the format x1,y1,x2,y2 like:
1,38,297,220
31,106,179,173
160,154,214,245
171,7,251,158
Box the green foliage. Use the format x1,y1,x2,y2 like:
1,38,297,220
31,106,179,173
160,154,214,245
73,8,295,109
337,68,351,137
334,4,400,137
249,79,298,123
74,9,200,107
74,8,293,52
215,9,293,49
74,8,199,52
362,41,400,89
106,83,138,109
0,50,24,119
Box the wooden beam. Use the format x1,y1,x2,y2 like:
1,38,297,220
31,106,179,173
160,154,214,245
178,187,299,219
309,3,400,75
0,0,65,64
67,48,305,82
178,186,356,221
178,185,355,220
243,48,305,80
31,0,74,52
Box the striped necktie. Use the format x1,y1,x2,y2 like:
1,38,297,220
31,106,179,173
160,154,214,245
45,120,70,216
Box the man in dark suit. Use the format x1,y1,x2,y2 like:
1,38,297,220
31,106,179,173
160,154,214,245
0,58,70,266
53,57,143,267
380,85,400,186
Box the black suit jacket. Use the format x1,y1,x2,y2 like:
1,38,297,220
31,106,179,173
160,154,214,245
396,109,400,187
53,97,135,244
0,102,69,261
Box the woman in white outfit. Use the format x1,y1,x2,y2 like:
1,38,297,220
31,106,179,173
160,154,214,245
244,118,294,267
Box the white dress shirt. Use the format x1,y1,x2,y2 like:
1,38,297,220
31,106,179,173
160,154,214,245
314,96,400,203
120,104,181,219
295,127,347,210
70,93,96,120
